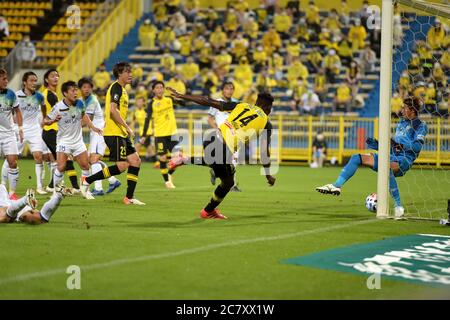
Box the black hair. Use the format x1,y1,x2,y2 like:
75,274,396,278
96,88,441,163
403,97,421,116
22,71,37,84
222,81,235,90
113,62,131,79
44,68,58,87
152,80,165,90
0,68,7,77
256,92,274,106
77,77,93,89
61,81,77,94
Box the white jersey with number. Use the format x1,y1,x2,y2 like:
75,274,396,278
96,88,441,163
208,97,238,127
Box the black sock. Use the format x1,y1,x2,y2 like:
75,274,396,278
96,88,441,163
86,164,121,184
204,180,233,212
48,176,54,188
66,160,79,189
160,161,169,182
126,166,140,199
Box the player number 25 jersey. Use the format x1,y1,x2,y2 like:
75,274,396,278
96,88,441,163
104,81,129,138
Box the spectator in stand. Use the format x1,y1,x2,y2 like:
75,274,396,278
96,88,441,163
262,26,282,55
323,9,342,39
92,63,111,97
322,49,341,84
300,86,321,116
427,19,446,50
440,47,450,72
287,57,309,87
234,56,253,93
161,51,176,76
209,26,228,53
158,26,176,52
432,62,447,92
391,92,403,118
393,14,404,48
314,68,328,103
15,35,36,68
357,0,370,29
131,64,144,88
291,78,308,112
348,19,367,50
166,0,180,15
286,0,300,19
360,45,377,75
263,0,277,16
306,49,323,74
214,49,233,81
145,67,164,86
154,2,168,28
305,1,321,35
253,45,268,73
424,82,437,115
398,70,411,99
179,57,200,93
286,37,301,65
311,132,327,168
274,9,293,40
166,73,186,96
334,81,352,113
346,60,361,99
139,19,157,49
337,34,353,68
408,53,423,83
0,16,9,40
183,0,199,23
339,0,350,27
204,6,219,31
169,11,187,37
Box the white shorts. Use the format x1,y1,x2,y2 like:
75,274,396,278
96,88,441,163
88,132,107,156
0,184,10,208
56,140,87,157
0,135,19,157
19,130,47,154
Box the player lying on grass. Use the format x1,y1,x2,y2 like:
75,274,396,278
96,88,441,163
167,87,276,219
316,97,428,219
0,184,66,224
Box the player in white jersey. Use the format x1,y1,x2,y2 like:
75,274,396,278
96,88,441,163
78,78,121,196
15,72,51,194
207,82,241,192
0,68,23,200
0,183,68,224
43,81,102,200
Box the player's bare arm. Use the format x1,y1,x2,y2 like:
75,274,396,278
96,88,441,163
82,113,102,135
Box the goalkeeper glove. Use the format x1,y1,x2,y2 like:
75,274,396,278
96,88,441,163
366,137,379,150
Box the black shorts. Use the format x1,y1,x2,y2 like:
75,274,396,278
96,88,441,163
42,129,57,158
155,135,179,156
104,136,136,162
203,131,235,179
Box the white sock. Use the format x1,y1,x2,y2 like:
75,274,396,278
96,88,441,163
16,205,32,222
99,161,118,184
53,168,64,187
40,192,63,222
35,163,44,189
91,162,103,191
1,160,9,185
8,167,19,195
6,195,28,219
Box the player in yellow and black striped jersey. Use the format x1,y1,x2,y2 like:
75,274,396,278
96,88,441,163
80,62,145,205
40,69,80,192
141,81,180,189
132,96,155,161
167,87,276,220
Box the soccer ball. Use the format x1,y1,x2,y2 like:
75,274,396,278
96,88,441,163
365,193,377,213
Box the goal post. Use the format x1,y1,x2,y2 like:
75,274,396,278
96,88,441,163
377,0,394,219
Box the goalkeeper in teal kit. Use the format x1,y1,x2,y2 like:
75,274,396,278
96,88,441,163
316,97,428,219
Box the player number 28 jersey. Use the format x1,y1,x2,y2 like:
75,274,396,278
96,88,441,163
16,90,45,132
47,99,86,144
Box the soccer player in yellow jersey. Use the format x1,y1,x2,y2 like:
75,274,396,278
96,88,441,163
41,69,80,193
141,81,179,189
80,62,145,205
167,88,276,219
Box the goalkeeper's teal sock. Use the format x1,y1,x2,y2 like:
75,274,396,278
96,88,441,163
334,154,362,188
389,171,402,207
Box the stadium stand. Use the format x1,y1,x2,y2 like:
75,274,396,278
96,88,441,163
101,0,386,117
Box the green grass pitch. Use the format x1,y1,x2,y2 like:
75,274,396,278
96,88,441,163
0,159,449,299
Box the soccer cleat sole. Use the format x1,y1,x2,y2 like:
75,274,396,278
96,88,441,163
315,188,341,196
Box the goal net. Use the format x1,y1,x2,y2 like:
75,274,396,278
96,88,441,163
378,0,450,221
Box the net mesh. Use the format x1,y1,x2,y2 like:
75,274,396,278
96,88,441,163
390,0,450,220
